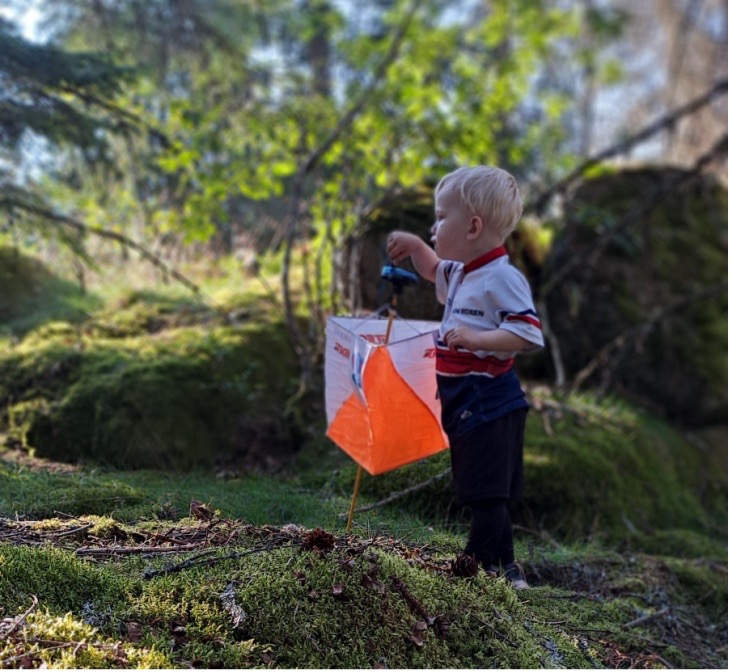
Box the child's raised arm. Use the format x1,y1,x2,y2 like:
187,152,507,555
386,231,439,283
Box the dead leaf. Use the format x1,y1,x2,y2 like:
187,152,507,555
189,500,215,521
332,583,345,598
410,620,428,646
340,558,356,573
360,574,385,594
126,621,143,642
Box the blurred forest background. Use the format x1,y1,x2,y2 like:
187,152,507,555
0,0,727,466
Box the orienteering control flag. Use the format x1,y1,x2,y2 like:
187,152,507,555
325,316,448,475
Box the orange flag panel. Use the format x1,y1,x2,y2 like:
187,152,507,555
327,346,446,475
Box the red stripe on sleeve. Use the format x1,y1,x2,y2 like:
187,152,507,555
505,314,542,329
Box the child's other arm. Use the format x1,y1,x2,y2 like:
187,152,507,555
387,231,439,283
444,326,536,353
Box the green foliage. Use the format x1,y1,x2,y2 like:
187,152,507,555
0,19,132,150
18,0,625,324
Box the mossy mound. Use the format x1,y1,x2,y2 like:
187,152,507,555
327,389,726,548
1,307,300,470
542,167,727,425
0,521,725,669
0,246,99,336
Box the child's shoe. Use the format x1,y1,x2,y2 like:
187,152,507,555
501,562,530,590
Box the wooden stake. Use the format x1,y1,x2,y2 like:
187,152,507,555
345,465,364,533
345,304,397,532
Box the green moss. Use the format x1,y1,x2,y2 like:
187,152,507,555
0,247,101,337
0,610,174,669
2,321,299,469
0,545,125,614
0,509,726,669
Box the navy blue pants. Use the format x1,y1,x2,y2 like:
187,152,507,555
449,408,527,569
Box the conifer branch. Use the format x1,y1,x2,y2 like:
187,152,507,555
0,196,220,312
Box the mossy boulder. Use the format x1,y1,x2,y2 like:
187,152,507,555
0,246,99,336
0,289,302,470
542,167,727,425
18,323,299,470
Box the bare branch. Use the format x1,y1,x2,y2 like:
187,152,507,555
529,79,727,215
541,132,727,299
570,280,727,391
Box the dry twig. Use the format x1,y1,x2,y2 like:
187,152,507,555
338,468,452,518
0,596,39,640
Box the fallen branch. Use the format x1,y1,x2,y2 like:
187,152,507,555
50,523,93,538
622,606,670,630
141,542,299,579
76,543,203,557
338,468,452,518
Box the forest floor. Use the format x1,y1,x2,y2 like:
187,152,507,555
0,447,727,669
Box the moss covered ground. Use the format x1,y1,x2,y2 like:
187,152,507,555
0,246,728,668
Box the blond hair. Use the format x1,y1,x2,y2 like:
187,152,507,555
435,166,523,241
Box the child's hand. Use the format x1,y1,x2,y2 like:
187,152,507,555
444,326,481,352
386,231,421,263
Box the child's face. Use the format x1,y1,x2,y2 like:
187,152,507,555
431,186,474,261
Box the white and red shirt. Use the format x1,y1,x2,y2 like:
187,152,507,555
434,246,544,438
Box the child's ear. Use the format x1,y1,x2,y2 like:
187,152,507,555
467,215,483,240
